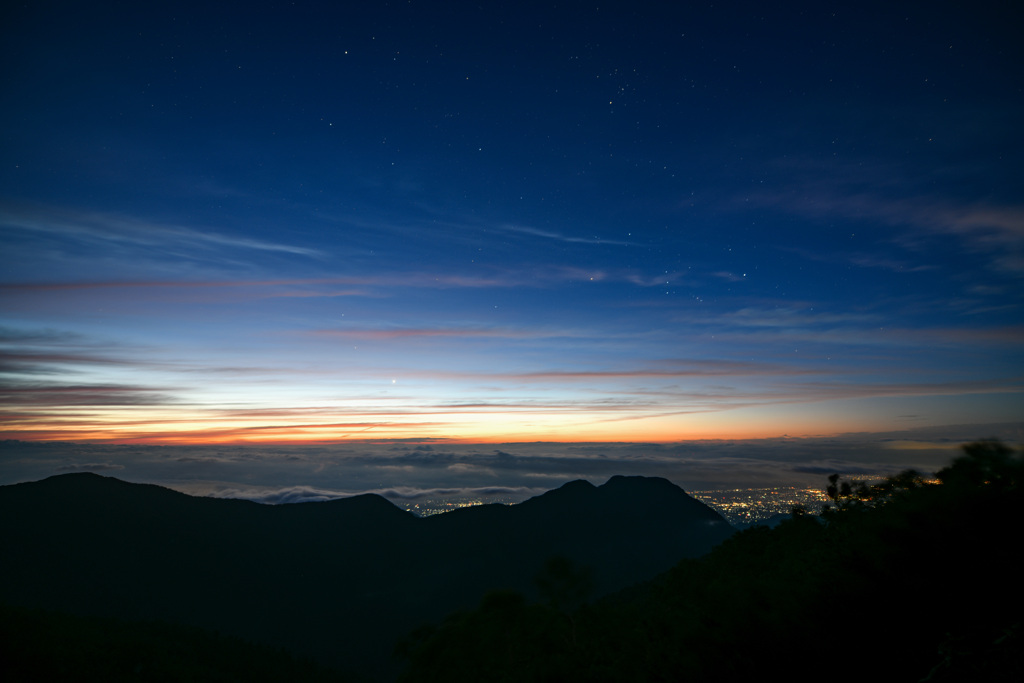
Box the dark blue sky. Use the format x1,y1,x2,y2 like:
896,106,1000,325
1,1,1022,454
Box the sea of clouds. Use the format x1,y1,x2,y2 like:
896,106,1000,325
2,422,1020,506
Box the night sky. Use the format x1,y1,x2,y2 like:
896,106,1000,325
1,1,1022,496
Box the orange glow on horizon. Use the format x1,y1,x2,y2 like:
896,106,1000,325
0,411,857,445
0,389,955,446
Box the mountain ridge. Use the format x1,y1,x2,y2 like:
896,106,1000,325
0,472,734,680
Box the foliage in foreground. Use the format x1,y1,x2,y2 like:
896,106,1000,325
0,603,352,683
397,440,1024,682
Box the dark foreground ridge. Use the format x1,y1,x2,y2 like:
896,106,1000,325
399,440,1024,682
0,472,732,681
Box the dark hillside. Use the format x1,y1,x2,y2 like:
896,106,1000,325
0,601,353,683
418,476,731,606
397,441,1024,682
0,473,731,681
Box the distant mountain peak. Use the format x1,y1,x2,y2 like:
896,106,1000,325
44,471,109,482
30,471,181,498
558,479,598,492
600,474,680,490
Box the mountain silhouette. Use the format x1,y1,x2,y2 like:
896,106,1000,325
396,441,1024,683
0,472,733,680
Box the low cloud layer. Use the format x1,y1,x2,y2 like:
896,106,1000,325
3,422,1019,503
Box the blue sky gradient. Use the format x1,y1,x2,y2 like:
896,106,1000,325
1,2,1021,491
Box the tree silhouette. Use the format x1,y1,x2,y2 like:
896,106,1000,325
937,439,1021,491
398,440,1024,683
534,556,593,614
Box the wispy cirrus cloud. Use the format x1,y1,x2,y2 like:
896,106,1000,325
0,350,135,373
329,210,639,249
754,189,1024,273
309,327,529,340
0,326,157,375
0,278,372,292
708,307,880,329
0,266,690,295
0,383,177,407
0,203,323,259
0,328,92,345
496,224,634,246
698,320,1024,351
307,325,604,341
781,246,938,274
497,365,810,381
0,326,187,416
292,360,819,386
